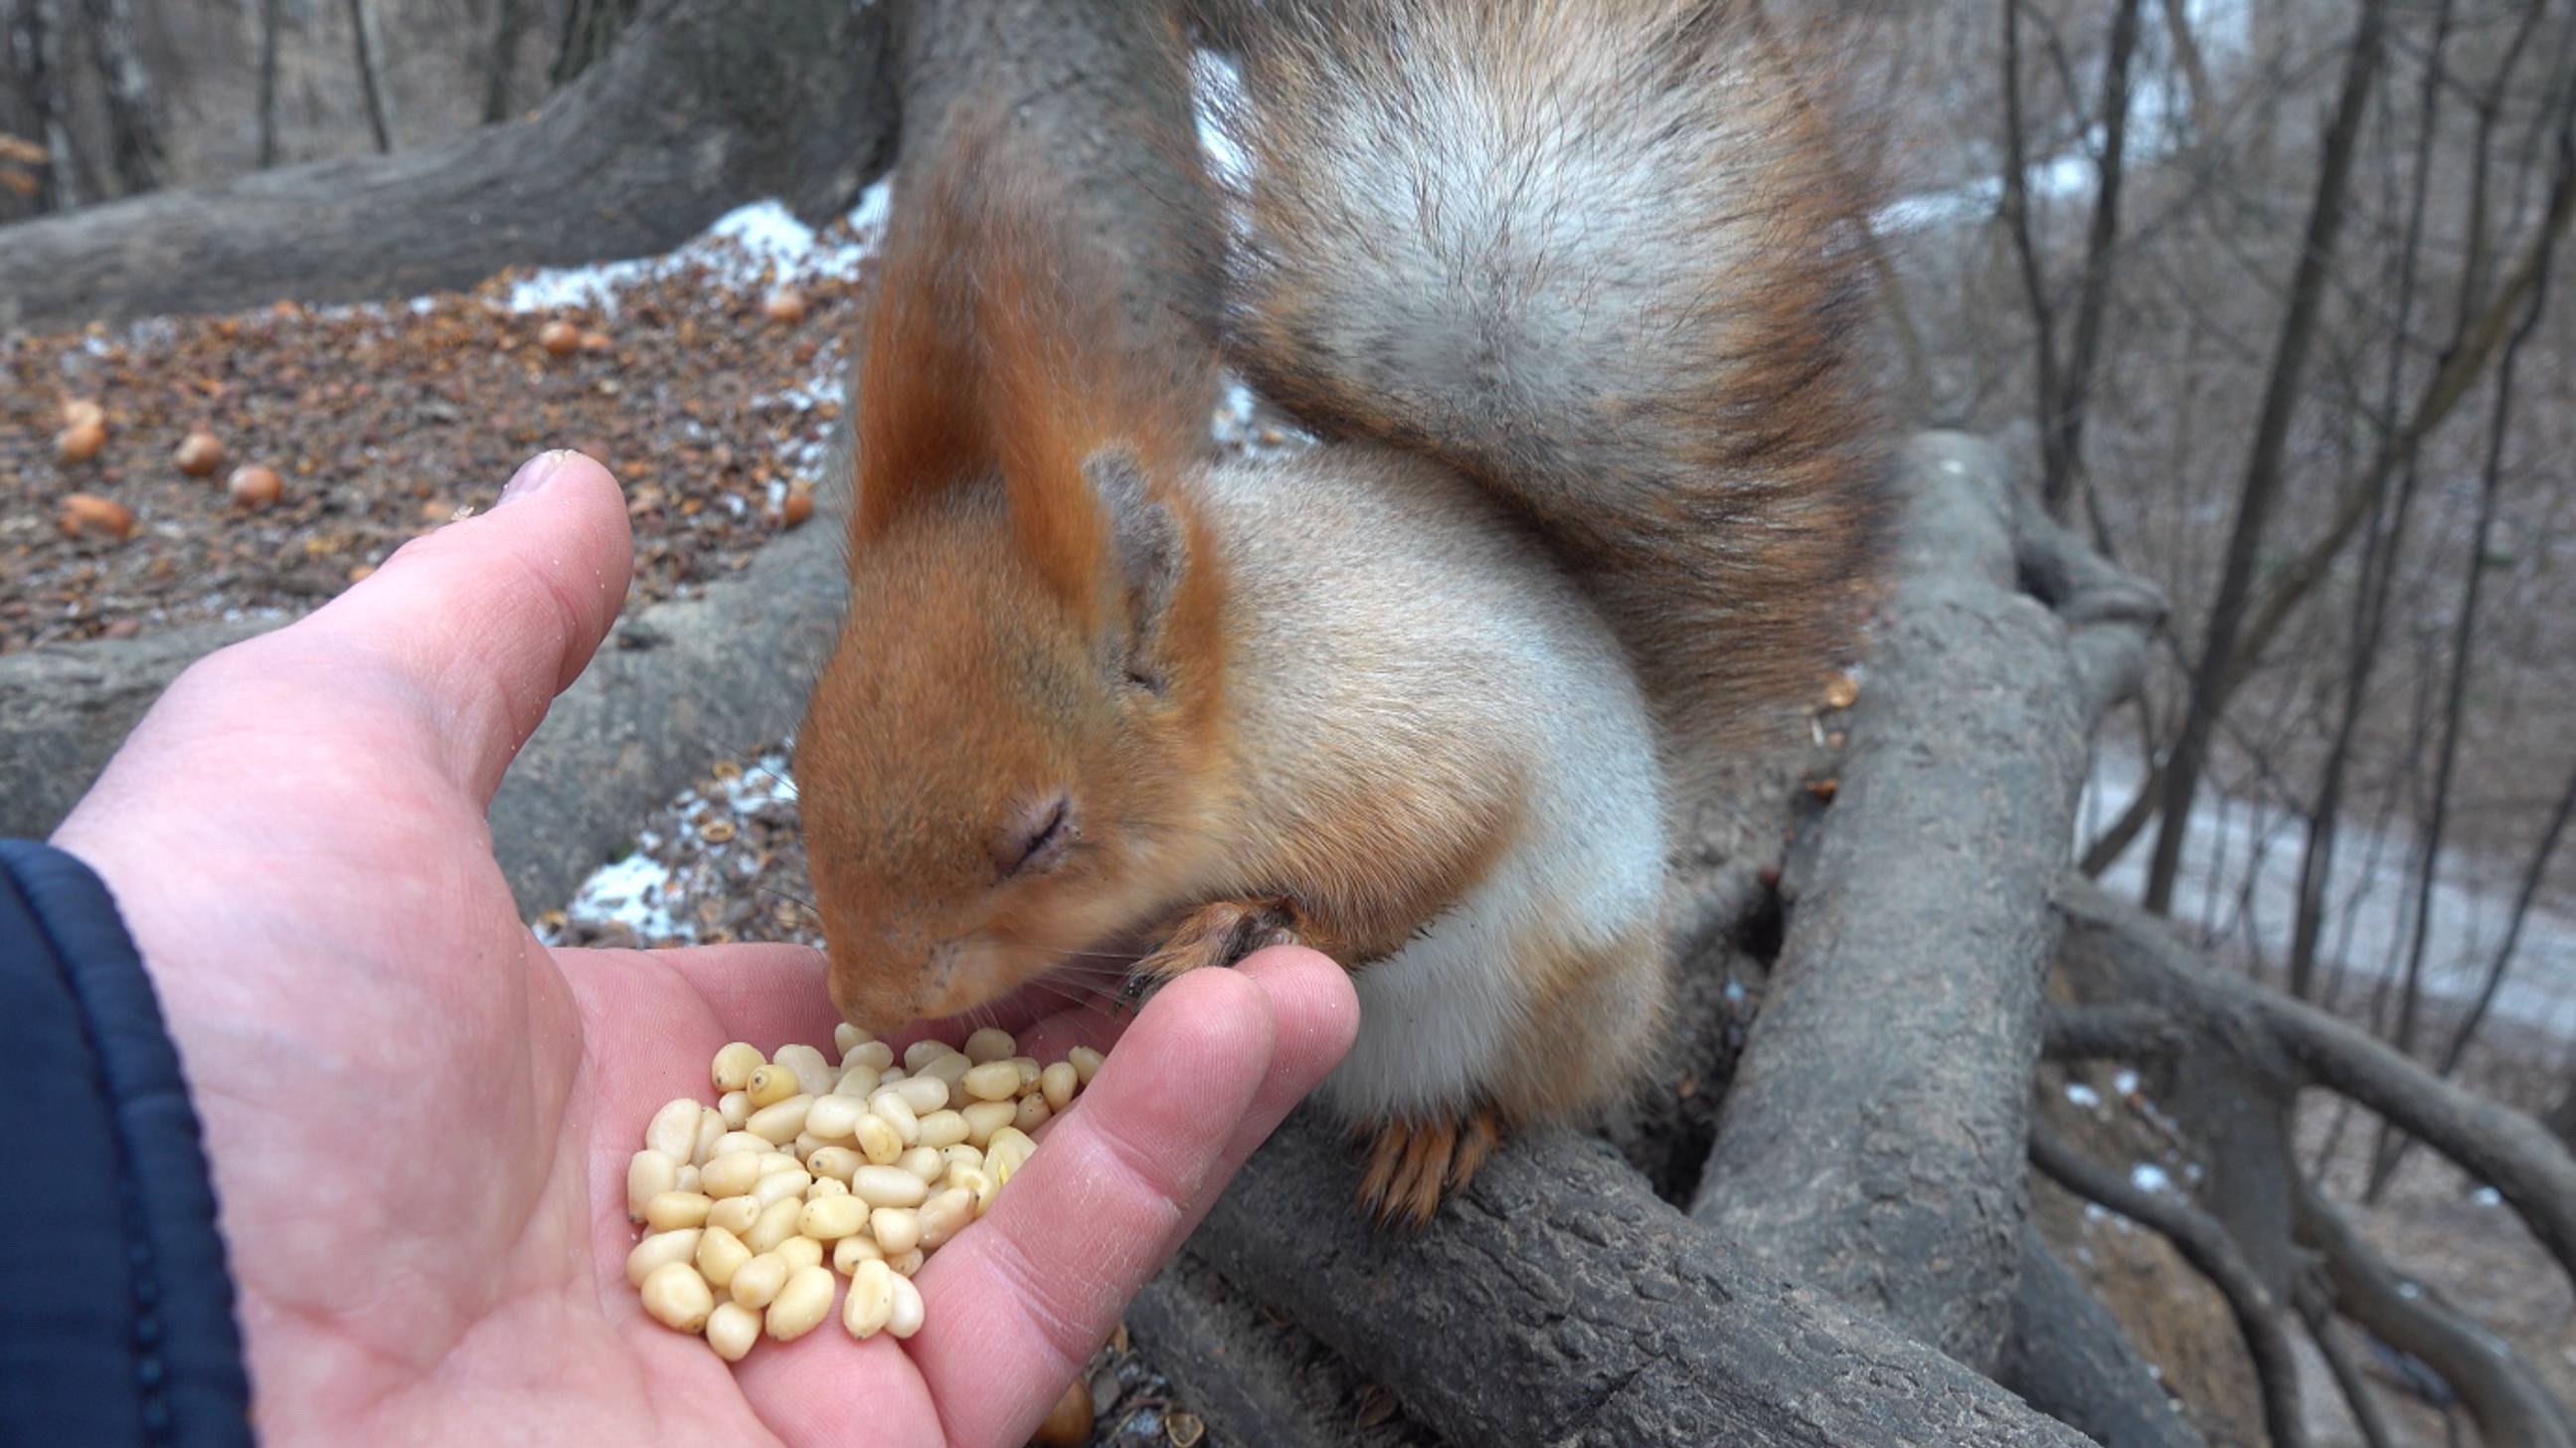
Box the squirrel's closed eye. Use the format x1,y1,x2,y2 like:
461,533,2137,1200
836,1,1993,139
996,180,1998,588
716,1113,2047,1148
994,794,1076,879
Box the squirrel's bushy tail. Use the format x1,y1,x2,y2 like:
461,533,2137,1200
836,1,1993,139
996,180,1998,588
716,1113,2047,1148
1214,0,1889,778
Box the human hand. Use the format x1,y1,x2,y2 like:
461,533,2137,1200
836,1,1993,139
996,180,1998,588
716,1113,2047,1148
53,452,1359,1447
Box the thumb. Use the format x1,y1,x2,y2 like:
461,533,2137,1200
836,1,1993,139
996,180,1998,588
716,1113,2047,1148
291,450,633,803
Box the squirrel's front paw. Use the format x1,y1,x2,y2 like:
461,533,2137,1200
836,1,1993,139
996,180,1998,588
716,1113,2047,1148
1118,898,1302,1009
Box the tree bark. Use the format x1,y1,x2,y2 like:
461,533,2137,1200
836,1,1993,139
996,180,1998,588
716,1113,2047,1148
1996,1227,2210,1448
79,0,164,195
0,0,899,331
255,0,282,167
1195,1112,2094,1447
480,0,535,125
346,0,398,152
1691,432,2159,1369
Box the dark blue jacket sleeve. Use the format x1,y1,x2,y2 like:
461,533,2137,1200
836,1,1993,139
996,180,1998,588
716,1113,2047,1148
0,840,253,1447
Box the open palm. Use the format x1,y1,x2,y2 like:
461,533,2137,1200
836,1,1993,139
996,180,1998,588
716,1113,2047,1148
52,452,1357,1448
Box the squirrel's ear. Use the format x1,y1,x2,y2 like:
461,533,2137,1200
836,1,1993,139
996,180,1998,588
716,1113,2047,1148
1083,449,1185,689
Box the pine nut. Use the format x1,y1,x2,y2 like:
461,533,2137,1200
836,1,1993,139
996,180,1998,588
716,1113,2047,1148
627,1227,703,1288
695,1225,752,1289
774,1044,836,1099
750,1169,813,1208
1068,1045,1104,1085
884,1075,947,1115
898,1146,946,1185
644,1191,712,1232
707,1301,760,1361
887,1271,926,1339
701,1151,763,1198
640,1261,715,1334
745,1064,799,1108
767,1270,836,1342
746,1195,804,1254
870,1206,922,1254
747,1095,814,1144
707,1195,762,1237
984,1127,1035,1185
962,1061,1022,1102
627,1149,680,1222
868,1093,921,1146
806,1094,866,1142
918,1110,970,1150
961,1100,1017,1147
854,1112,905,1165
843,1259,896,1339
728,1251,787,1308
636,1029,1106,1358
917,1186,973,1249
645,1098,700,1161
1041,1062,1078,1111
799,1194,867,1241
711,1041,765,1093
849,1165,931,1208
833,1234,884,1274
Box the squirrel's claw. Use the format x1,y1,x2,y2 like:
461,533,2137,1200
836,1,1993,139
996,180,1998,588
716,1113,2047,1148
1122,898,1302,1008
1355,1109,1502,1230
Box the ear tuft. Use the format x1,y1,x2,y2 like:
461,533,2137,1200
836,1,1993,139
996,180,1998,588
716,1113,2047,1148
1084,450,1186,686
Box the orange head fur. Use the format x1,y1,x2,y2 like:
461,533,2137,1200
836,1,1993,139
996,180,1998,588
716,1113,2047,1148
794,134,1227,1031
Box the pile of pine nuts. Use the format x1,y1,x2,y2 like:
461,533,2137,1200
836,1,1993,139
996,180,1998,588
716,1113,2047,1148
623,1023,1104,1358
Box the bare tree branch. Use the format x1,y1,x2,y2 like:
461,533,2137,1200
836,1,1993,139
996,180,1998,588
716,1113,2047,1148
2029,1125,2309,1448
1997,1225,2211,1448
2144,0,2392,911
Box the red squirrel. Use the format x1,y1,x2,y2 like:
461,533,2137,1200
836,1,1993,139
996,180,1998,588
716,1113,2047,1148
793,0,1886,1226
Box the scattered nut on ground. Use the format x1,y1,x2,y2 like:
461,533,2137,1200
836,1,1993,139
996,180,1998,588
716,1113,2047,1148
624,1024,1099,1362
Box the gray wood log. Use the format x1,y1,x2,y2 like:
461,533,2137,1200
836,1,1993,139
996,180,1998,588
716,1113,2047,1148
1193,1109,2093,1447
0,0,896,331
1690,432,2110,1369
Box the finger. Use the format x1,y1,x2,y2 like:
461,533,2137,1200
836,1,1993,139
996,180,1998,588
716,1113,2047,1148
900,950,1354,1447
295,450,632,802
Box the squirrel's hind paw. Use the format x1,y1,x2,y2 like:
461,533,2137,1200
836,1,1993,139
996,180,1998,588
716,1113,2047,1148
1355,1109,1502,1230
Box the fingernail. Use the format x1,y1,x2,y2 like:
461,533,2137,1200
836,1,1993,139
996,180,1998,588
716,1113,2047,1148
498,451,571,507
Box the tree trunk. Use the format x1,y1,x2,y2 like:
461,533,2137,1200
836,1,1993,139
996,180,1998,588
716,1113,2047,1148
347,0,397,153
550,0,641,87
0,0,899,332
79,0,164,196
2143,0,2391,912
481,0,534,124
255,0,282,167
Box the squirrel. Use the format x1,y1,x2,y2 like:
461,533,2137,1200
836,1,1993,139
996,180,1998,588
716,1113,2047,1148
793,0,1887,1227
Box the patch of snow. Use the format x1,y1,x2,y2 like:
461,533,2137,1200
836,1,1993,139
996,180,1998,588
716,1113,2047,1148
2065,1081,2102,1108
2112,1068,2141,1096
2473,1185,2503,1206
561,851,678,942
2130,1163,2173,1194
502,179,898,316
